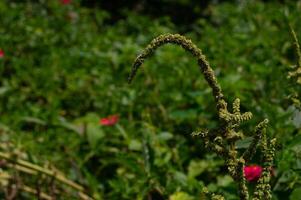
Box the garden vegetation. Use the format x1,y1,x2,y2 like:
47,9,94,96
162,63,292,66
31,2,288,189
0,0,301,199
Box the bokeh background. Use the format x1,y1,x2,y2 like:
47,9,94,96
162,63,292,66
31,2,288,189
0,0,301,199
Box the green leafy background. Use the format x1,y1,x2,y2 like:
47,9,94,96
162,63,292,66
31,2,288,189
0,0,301,199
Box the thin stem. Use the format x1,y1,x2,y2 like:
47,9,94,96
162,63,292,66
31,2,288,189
242,119,269,163
290,24,301,68
237,159,249,200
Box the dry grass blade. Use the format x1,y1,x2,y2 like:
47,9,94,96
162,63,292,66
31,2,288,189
0,151,94,200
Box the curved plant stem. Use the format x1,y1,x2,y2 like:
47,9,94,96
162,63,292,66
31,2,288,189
128,33,226,110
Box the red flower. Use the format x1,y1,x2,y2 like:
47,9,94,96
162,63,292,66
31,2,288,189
0,49,4,58
60,0,72,5
244,165,263,182
100,115,119,126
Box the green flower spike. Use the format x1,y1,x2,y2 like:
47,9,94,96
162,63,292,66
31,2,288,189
129,34,276,200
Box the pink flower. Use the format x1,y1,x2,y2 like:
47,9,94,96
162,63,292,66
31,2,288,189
0,49,4,58
60,0,72,5
100,115,119,126
244,165,263,182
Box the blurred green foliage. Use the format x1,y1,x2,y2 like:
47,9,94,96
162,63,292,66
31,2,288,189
0,0,301,199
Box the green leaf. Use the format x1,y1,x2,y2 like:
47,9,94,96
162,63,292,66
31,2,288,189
217,175,233,187
290,188,301,200
169,192,195,200
157,132,173,141
188,160,208,178
235,137,253,149
74,113,104,148
128,139,142,151
169,109,197,121
86,123,105,148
